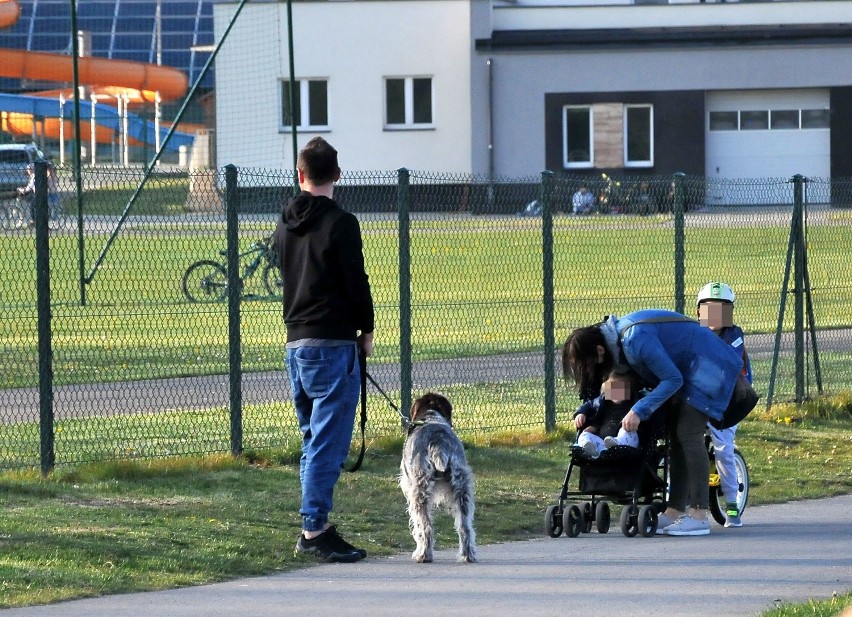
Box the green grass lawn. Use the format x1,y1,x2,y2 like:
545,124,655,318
2,213,852,389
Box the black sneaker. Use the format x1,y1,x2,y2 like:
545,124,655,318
295,526,366,562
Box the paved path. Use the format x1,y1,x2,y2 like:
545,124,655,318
2,494,850,616
2,329,846,423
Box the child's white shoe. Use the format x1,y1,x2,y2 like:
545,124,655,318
604,429,639,449
578,432,605,459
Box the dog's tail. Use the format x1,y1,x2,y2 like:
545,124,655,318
428,442,451,475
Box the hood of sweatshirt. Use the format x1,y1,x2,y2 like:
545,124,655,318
282,191,334,234
600,314,629,372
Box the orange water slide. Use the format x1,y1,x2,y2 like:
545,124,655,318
0,0,18,27
0,0,188,102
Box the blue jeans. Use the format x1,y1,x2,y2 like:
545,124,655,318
287,344,360,532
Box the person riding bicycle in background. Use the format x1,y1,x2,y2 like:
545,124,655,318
18,160,60,226
697,281,752,528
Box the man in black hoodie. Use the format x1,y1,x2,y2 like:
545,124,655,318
272,137,375,563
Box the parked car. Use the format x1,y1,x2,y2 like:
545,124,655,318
0,143,45,194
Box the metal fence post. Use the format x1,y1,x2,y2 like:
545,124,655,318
398,168,412,423
34,160,55,475
791,174,806,403
540,171,556,432
225,164,243,455
672,173,686,314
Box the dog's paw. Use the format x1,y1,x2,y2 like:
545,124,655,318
459,549,477,563
412,550,433,563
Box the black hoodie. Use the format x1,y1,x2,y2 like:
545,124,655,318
271,191,374,342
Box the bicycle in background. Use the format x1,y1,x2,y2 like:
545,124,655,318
182,235,283,302
0,194,70,231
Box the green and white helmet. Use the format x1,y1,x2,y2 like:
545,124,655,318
696,281,735,306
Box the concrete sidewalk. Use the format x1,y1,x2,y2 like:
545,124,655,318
3,495,850,616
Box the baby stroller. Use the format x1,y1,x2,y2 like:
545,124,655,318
544,411,668,538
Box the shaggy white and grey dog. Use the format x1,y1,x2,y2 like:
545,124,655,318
399,392,477,563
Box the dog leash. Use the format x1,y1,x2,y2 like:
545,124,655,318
343,354,407,472
343,352,369,473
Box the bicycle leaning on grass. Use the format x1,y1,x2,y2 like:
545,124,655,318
181,235,283,302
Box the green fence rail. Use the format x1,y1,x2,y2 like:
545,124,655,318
2,164,850,471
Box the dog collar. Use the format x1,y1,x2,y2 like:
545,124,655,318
406,420,426,435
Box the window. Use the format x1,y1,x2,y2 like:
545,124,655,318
624,104,653,167
770,110,799,130
740,110,768,131
709,107,830,132
563,106,593,168
280,79,328,131
801,109,830,129
384,77,433,129
709,111,738,131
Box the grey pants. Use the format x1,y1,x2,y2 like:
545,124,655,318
668,399,710,511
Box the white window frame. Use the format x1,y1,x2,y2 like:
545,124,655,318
383,76,434,130
279,78,329,132
624,104,654,168
562,105,594,169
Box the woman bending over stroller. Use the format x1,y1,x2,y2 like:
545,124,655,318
562,309,745,537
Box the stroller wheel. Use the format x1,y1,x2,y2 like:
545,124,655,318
639,505,658,537
545,505,563,538
582,502,594,533
620,504,639,537
564,505,584,538
595,501,611,534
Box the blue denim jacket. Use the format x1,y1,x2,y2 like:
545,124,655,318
599,309,743,422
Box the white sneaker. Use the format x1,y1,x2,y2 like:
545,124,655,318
603,430,639,449
664,515,710,536
655,512,676,535
617,429,639,449
582,441,600,459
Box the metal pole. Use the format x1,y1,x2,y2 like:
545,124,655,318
70,4,86,306
286,0,298,194
792,175,805,402
34,161,54,475
90,93,97,165
398,168,412,424
486,58,494,212
765,192,798,410
672,173,686,314
225,164,243,456
541,170,556,432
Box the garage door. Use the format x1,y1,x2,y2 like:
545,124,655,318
705,89,830,205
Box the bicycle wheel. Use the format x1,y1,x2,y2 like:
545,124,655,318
182,260,228,302
709,448,749,525
262,262,283,299
1,203,24,230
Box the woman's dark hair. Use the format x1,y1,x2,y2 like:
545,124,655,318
561,325,612,400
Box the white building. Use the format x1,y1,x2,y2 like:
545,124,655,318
214,0,852,186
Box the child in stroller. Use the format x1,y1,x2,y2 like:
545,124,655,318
574,367,641,459
545,382,668,539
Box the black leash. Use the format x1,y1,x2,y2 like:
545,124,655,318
343,353,369,473
343,354,406,472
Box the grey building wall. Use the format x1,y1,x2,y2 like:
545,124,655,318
474,43,852,178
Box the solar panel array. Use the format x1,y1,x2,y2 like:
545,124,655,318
0,0,214,89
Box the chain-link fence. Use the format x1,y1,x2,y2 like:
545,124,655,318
2,163,850,471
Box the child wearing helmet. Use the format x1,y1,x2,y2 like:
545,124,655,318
696,281,752,528
573,367,642,459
